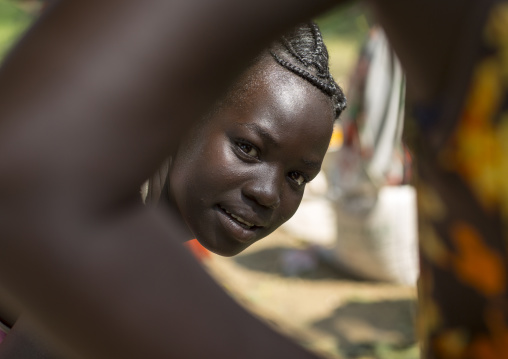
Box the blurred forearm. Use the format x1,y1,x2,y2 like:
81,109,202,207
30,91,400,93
0,0,345,358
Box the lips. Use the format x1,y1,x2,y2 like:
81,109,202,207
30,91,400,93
218,205,261,230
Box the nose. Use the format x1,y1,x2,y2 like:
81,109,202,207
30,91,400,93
242,168,282,209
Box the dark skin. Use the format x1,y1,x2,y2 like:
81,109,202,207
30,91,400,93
0,0,489,357
170,54,334,256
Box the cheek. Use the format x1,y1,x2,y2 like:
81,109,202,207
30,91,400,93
203,144,239,185
171,139,239,197
278,189,304,223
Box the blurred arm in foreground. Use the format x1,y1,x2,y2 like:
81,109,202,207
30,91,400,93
0,1,343,358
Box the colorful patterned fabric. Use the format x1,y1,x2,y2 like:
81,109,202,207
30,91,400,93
415,1,508,357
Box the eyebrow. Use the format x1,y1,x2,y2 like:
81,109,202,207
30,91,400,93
239,123,280,148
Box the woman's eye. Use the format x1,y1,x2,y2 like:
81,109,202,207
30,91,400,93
289,172,307,186
238,142,259,158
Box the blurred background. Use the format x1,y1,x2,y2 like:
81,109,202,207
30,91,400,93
0,1,418,358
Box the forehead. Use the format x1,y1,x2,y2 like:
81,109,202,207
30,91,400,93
222,56,335,151
231,55,334,117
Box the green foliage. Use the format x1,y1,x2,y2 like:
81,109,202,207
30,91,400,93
0,0,32,60
315,3,371,87
315,2,370,43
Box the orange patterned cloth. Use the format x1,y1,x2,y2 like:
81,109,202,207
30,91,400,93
415,2,508,357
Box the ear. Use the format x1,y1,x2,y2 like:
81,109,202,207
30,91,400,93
145,157,171,205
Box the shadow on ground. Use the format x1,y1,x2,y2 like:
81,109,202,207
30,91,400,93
233,245,368,281
312,299,418,358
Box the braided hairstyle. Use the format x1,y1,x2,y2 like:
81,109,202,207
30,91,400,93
271,22,346,119
147,22,344,206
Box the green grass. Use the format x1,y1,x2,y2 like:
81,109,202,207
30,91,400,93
376,343,420,359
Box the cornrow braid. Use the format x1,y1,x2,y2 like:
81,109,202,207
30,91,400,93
270,22,346,119
270,52,337,96
309,22,329,78
280,36,309,67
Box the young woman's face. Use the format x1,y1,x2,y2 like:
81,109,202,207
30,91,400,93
169,57,334,256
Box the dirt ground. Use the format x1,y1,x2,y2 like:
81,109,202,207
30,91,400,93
203,229,419,359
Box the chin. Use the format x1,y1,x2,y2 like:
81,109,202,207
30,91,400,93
195,236,250,257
